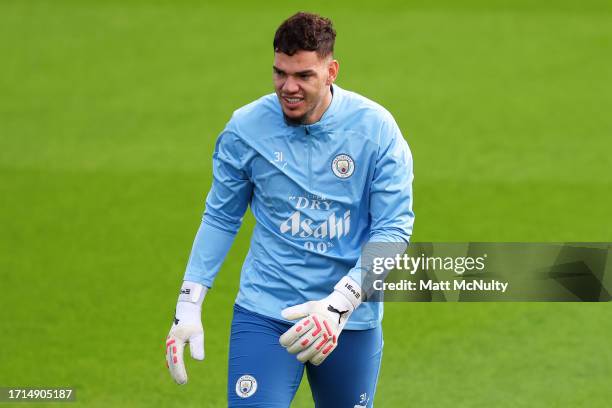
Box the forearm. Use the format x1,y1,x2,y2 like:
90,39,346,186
346,238,408,298
183,217,240,287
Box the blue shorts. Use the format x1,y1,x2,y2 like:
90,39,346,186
227,304,383,407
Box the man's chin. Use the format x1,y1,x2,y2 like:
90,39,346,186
282,110,308,125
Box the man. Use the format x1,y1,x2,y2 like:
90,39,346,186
165,12,414,407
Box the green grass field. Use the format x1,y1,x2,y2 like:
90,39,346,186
1,1,611,406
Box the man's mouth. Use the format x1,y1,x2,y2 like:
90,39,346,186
282,96,304,108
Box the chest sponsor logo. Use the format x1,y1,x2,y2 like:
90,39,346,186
279,196,351,254
280,209,350,239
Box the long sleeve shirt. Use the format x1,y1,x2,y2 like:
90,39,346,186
184,84,414,329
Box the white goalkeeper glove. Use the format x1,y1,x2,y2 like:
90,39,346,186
166,281,207,385
279,276,362,366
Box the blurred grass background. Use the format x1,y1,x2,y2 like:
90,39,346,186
1,0,611,406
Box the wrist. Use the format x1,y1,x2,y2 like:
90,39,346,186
333,276,362,310
175,281,207,324
178,281,207,306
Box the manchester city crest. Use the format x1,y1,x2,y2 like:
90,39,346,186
331,154,355,178
236,374,257,398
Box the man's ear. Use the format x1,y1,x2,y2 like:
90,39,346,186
326,59,339,85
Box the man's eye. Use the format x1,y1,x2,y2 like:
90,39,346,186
299,74,311,80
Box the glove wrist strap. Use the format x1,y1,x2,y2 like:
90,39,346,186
334,276,362,310
178,281,207,306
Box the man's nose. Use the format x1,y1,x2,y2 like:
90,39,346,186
282,77,300,94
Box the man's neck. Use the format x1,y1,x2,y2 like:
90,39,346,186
304,85,333,125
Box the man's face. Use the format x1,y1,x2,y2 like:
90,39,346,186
273,50,338,125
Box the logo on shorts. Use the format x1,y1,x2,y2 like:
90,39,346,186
354,392,369,407
332,154,355,178
236,375,257,398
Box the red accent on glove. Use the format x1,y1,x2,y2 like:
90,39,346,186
323,320,333,336
311,316,322,337
315,333,329,350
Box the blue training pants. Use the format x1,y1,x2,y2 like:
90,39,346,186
227,304,383,407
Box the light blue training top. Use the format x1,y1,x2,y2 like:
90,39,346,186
184,84,414,329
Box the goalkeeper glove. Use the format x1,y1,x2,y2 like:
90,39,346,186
166,281,207,385
279,276,362,366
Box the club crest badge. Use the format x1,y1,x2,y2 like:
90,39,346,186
236,375,257,398
332,154,355,179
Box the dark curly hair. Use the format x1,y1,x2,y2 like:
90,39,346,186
273,12,336,58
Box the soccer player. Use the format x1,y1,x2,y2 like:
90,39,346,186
165,12,414,407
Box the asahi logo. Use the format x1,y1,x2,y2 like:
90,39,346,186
280,210,351,239
280,196,351,240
